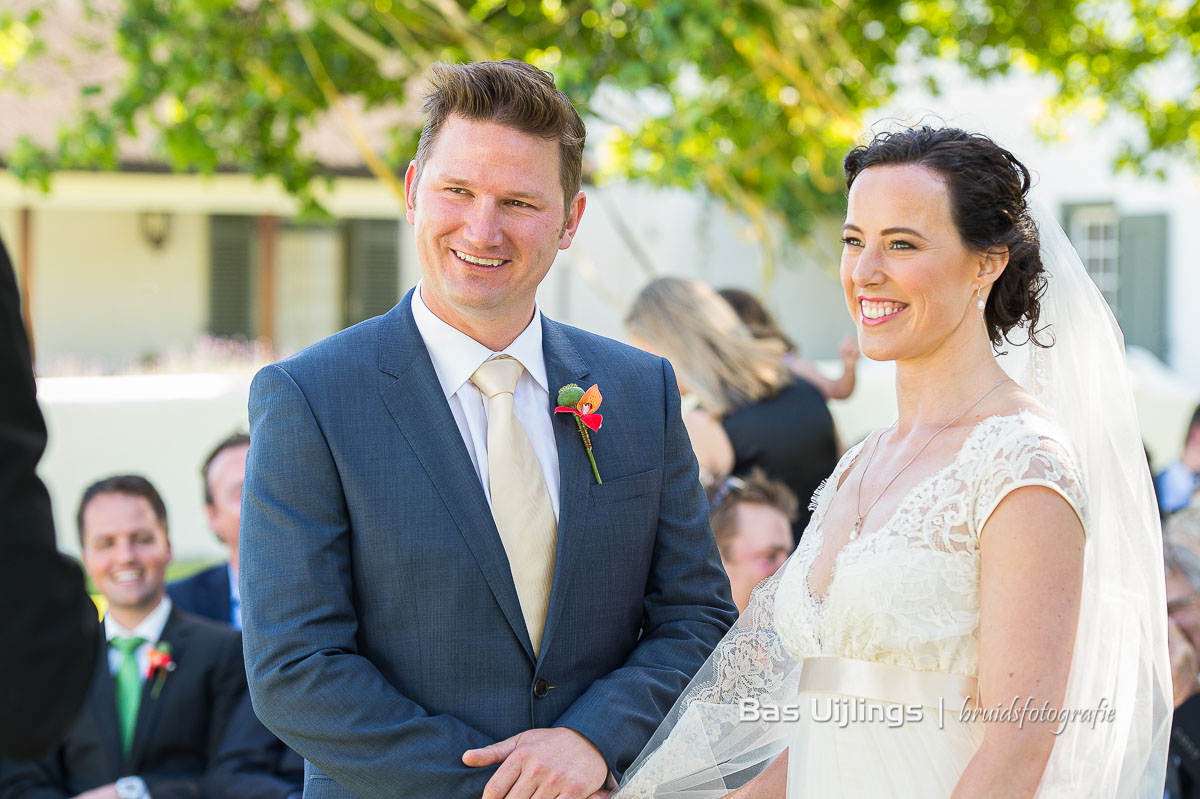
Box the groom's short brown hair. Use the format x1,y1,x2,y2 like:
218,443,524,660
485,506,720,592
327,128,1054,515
411,60,586,216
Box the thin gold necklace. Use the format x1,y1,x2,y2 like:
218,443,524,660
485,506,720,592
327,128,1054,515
851,377,1010,540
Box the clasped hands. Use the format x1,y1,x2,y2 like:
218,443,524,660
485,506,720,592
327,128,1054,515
464,726,614,799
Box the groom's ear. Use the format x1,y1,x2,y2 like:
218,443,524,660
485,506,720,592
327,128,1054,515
404,161,419,224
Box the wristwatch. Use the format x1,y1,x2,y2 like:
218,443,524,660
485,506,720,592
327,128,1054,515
114,776,149,799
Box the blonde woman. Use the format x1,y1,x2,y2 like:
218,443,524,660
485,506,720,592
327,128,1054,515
718,287,860,401
626,278,839,540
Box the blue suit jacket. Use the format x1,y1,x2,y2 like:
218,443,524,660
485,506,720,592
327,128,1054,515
168,563,233,627
240,290,736,798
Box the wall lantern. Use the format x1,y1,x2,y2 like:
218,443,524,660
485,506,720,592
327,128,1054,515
139,210,172,249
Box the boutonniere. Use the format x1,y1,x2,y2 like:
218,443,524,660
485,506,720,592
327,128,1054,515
146,642,175,699
555,383,603,484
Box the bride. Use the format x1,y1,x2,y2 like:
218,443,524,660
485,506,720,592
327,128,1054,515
614,127,1170,798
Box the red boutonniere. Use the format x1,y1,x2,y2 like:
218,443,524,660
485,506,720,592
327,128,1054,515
146,642,175,699
555,383,603,484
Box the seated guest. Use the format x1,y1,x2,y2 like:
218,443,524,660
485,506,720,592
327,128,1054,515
169,433,249,628
1166,540,1200,798
0,475,246,799
205,697,303,799
1159,405,1200,515
1170,507,1200,559
707,469,797,613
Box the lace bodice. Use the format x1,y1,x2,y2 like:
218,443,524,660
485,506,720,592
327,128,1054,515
775,410,1087,677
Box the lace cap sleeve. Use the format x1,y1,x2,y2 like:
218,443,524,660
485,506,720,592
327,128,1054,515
971,413,1088,540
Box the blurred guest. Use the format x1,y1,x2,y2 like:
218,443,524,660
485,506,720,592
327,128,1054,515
707,469,797,613
0,234,98,759
627,277,838,540
206,696,303,799
169,433,250,628
0,475,247,799
1159,405,1200,514
1169,507,1200,560
718,286,859,401
1167,540,1200,661
1165,540,1200,797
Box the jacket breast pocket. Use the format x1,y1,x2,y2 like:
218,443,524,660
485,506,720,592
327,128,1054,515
589,468,659,507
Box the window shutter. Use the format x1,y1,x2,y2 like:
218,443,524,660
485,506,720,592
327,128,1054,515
209,216,256,338
1118,214,1169,359
345,219,400,325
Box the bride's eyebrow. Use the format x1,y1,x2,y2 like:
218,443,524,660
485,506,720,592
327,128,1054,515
880,227,927,240
841,223,928,241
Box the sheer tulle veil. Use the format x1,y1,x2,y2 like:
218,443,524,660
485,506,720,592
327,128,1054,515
614,202,1170,797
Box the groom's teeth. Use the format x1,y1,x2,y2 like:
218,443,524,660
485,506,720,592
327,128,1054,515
454,250,505,267
861,300,905,320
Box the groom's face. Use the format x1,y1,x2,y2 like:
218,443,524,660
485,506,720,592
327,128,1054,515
404,114,586,335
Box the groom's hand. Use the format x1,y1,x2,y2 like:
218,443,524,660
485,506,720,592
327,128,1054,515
463,727,609,799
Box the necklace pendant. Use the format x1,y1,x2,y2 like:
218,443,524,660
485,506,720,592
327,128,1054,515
851,518,862,540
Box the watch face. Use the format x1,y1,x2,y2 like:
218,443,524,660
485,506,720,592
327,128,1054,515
115,778,144,799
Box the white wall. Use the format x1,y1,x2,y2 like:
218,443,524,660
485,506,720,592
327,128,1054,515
18,209,209,369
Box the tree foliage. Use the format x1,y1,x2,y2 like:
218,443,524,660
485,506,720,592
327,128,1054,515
3,0,1198,243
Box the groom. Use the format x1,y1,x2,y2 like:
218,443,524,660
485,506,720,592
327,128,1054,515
240,59,737,798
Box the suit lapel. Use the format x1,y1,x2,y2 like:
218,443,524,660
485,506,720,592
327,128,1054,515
126,610,185,771
89,627,123,777
538,317,591,662
378,290,535,660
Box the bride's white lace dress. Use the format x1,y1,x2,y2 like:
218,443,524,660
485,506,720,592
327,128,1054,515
619,409,1087,798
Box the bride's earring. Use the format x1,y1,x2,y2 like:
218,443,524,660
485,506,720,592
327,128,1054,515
976,286,985,312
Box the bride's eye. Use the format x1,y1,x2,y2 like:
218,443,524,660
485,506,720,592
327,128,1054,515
841,236,862,247
889,240,914,250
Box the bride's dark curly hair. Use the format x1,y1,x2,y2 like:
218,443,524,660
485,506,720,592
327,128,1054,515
843,126,1049,348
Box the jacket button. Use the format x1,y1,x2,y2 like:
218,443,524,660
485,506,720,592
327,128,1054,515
533,679,550,699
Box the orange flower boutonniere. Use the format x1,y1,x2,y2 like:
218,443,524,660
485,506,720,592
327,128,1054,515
146,642,176,699
555,383,603,484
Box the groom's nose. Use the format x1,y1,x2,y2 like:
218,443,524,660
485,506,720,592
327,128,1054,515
463,198,504,250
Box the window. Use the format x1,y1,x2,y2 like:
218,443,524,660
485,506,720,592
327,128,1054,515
1068,204,1120,316
1062,203,1168,360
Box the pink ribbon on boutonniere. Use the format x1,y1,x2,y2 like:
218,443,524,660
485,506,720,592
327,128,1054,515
555,383,603,484
146,642,176,699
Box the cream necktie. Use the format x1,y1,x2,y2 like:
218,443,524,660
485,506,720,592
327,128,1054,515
470,355,558,655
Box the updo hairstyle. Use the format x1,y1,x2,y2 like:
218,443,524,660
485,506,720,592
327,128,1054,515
843,126,1048,348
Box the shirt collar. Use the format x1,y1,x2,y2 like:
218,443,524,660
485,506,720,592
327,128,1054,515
411,281,548,398
105,596,173,645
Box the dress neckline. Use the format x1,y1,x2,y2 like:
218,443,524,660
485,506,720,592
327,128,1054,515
802,409,1035,610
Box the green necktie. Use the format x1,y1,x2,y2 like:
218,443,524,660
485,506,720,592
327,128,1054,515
111,636,145,758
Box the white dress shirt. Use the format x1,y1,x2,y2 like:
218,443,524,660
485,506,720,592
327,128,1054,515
105,596,173,682
410,283,561,520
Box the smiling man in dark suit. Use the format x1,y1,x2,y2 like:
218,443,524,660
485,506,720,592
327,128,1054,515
0,475,247,799
239,60,737,799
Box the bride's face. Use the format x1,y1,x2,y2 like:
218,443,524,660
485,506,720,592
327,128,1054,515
839,164,986,364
